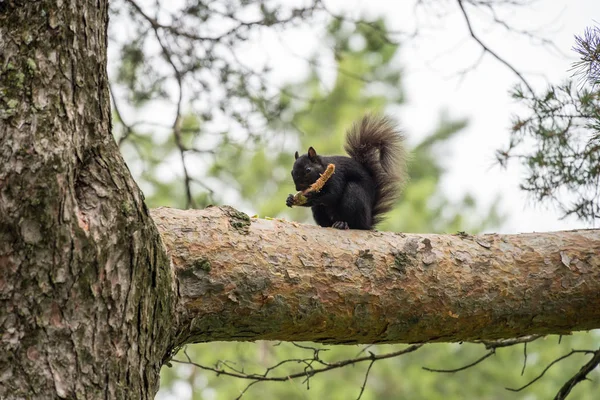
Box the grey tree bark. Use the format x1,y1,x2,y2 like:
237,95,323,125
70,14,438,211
1,1,600,400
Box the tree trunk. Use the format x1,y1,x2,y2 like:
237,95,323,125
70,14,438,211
0,2,175,399
152,206,600,345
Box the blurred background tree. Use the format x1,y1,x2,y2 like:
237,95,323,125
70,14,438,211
106,0,599,399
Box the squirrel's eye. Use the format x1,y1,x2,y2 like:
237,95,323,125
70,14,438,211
305,167,311,173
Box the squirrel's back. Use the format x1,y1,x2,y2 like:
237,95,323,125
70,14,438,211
344,115,407,225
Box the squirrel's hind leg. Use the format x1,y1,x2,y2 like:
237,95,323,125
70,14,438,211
338,182,373,230
311,205,334,227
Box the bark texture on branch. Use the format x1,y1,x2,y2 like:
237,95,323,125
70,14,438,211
152,206,600,346
0,2,175,399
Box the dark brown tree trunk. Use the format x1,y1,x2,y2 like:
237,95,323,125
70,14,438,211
0,1,175,399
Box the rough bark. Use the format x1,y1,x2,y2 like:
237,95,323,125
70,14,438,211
152,206,600,345
0,2,175,399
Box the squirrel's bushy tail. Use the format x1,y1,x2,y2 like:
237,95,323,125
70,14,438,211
345,114,408,225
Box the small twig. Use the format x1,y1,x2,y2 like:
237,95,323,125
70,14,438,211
172,344,423,382
151,25,196,208
456,0,534,94
555,350,600,400
521,342,528,376
356,355,376,400
479,334,543,349
356,344,375,357
506,349,596,392
109,82,135,145
320,3,415,43
291,342,328,352
125,0,322,43
235,380,260,400
423,349,495,373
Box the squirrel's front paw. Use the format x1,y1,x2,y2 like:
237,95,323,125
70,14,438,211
332,221,349,230
286,194,295,208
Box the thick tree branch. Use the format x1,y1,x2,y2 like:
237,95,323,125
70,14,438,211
151,206,600,346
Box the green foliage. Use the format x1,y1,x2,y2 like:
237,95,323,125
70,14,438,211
500,82,600,222
499,26,600,222
572,25,600,88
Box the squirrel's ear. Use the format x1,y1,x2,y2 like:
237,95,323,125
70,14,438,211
294,151,299,160
308,147,317,159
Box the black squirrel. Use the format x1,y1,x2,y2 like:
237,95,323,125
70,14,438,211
286,114,407,230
